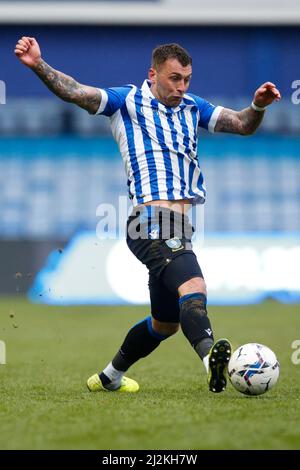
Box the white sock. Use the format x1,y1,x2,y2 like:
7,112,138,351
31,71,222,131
203,354,209,374
102,362,124,389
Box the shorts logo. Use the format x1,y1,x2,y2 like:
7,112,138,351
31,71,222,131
149,224,160,240
165,237,184,252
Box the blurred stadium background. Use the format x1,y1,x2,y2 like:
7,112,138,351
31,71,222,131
0,0,299,304
1,0,300,452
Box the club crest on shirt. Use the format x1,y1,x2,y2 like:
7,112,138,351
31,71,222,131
165,237,184,251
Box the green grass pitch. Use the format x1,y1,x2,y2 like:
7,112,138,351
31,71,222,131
0,297,300,450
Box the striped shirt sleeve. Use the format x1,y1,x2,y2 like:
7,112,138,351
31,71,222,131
187,93,223,133
95,86,132,116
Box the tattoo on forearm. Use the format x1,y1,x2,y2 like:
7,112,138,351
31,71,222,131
215,107,264,135
238,107,265,134
32,59,101,113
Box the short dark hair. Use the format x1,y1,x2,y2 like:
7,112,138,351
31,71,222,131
152,43,192,70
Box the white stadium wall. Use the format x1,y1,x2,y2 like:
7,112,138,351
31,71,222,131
0,0,300,25
29,231,300,305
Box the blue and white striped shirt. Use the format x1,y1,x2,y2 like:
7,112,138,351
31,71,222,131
96,79,223,206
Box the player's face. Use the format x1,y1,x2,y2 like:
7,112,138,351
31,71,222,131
149,58,192,107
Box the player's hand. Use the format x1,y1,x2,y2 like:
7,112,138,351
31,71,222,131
14,36,41,69
253,82,281,108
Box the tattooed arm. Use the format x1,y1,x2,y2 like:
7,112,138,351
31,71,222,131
214,106,265,135
14,36,101,114
215,82,281,135
32,59,101,114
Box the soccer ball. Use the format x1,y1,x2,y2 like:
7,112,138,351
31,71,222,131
228,343,280,396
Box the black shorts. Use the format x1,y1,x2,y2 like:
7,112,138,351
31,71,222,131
126,206,203,323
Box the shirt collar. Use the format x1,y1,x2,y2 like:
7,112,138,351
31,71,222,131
141,79,156,99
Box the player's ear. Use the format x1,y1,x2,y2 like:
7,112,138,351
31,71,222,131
148,67,156,83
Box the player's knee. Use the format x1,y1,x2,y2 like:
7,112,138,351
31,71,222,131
178,276,207,297
179,293,207,319
152,318,180,336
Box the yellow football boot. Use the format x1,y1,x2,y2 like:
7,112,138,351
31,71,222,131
87,373,139,393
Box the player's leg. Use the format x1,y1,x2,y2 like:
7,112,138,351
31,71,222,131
161,253,232,393
178,275,214,363
179,276,231,392
87,275,179,393
161,253,214,363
